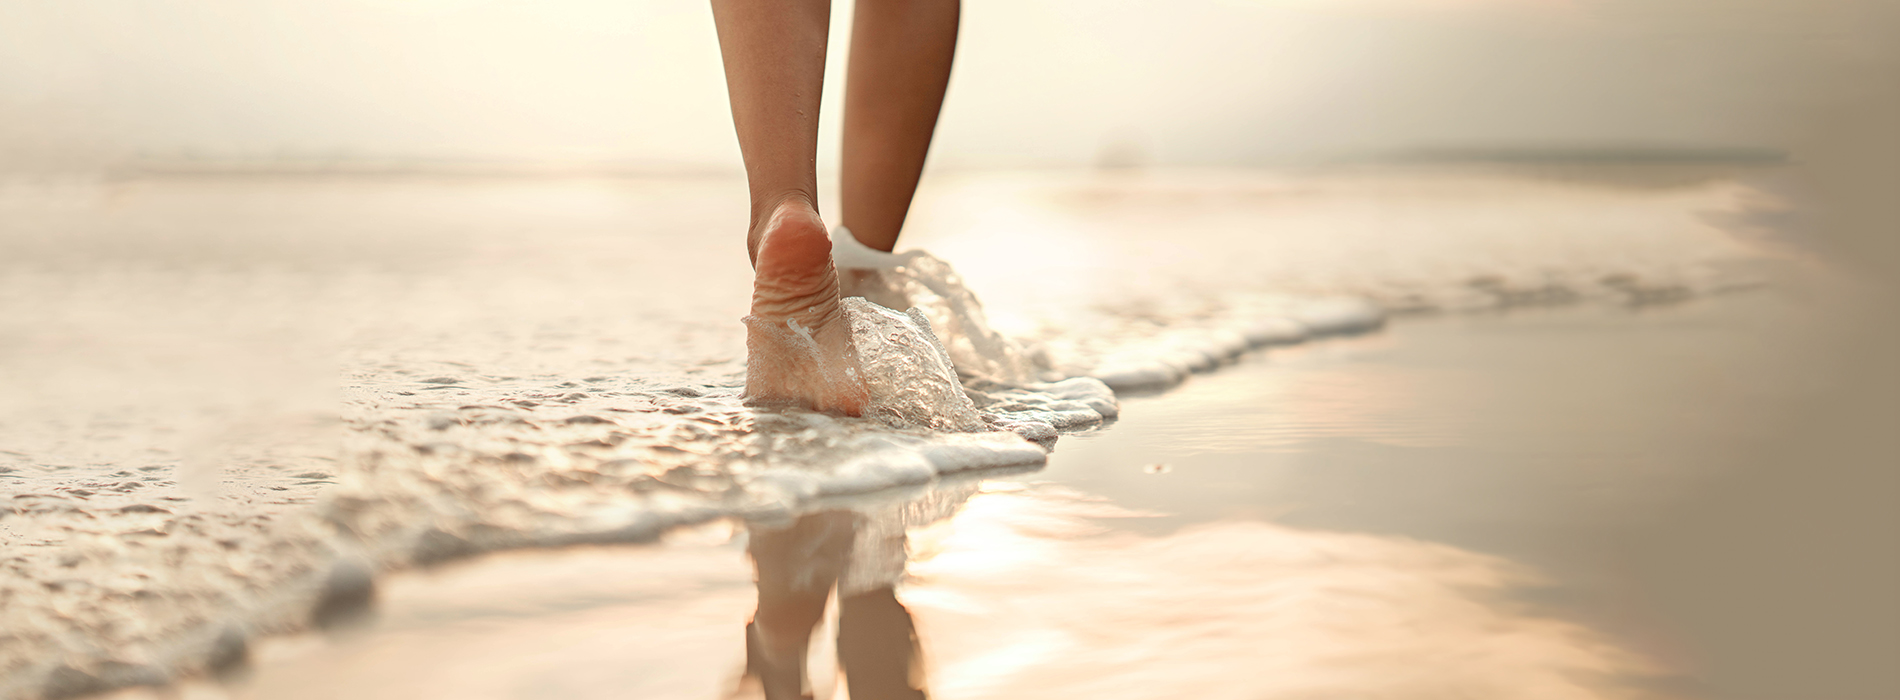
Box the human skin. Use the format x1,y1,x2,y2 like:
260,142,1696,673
711,3,956,695
710,0,959,413
840,0,961,254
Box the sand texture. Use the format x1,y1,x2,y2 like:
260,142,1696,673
0,166,1777,699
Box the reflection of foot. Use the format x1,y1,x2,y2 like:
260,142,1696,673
838,588,929,700
731,621,812,700
744,197,869,415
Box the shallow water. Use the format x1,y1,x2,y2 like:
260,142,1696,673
1,164,1801,698
105,291,1858,700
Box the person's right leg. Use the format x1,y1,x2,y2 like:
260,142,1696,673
711,0,868,414
839,0,960,253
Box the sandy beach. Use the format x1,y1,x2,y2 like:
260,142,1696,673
7,0,1898,694
5,162,1860,700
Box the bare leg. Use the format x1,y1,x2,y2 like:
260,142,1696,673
839,0,961,252
711,0,829,262
712,0,868,414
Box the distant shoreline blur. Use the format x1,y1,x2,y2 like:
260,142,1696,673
0,146,1788,186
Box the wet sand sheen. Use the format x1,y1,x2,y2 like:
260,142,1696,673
167,293,1821,700
3,166,1784,698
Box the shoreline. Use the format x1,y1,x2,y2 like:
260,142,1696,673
1,166,1781,699
105,289,1825,700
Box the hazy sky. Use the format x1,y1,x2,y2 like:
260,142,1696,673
1,0,1890,172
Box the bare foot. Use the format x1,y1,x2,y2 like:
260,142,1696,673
743,197,869,414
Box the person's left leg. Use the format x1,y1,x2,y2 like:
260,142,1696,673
709,0,830,263
711,0,869,415
839,0,961,253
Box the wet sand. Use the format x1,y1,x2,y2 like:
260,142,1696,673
6,164,1854,699
127,290,1864,700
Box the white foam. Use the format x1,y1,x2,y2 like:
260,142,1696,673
1073,298,1389,392
1090,361,1191,393
739,429,1048,522
1294,298,1388,336
815,449,937,496
846,297,987,432
972,377,1119,430
833,226,1046,385
919,433,1052,474
1244,318,1310,346
833,227,1393,399
1038,376,1121,418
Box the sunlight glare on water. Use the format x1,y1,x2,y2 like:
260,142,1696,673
2,164,1793,700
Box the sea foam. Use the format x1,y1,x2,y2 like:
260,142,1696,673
846,298,987,432
834,227,1047,385
0,169,1773,700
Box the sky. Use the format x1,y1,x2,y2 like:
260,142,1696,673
0,0,1892,173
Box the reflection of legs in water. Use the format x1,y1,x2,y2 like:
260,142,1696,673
745,512,853,700
839,587,928,700
709,0,959,411
740,512,928,700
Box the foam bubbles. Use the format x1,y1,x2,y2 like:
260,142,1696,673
1293,298,1387,336
834,228,1046,385
845,297,987,432
1067,297,1390,393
